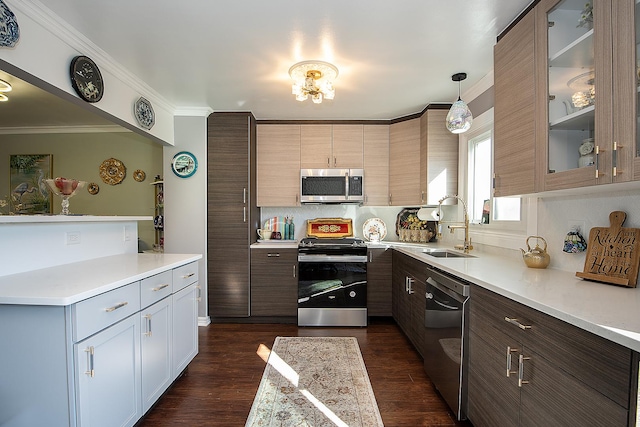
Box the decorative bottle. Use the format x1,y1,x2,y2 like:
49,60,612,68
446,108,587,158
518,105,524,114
284,217,290,241
289,217,295,240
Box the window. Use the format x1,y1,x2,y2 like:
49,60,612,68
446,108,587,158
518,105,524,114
465,109,522,228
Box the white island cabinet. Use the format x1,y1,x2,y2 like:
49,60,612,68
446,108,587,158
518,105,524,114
0,216,201,427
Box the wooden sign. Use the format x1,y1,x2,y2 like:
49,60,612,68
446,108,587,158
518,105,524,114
576,211,640,287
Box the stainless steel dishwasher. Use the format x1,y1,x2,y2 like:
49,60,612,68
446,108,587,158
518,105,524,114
423,265,470,421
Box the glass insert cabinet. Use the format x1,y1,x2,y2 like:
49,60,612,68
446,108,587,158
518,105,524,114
538,0,640,191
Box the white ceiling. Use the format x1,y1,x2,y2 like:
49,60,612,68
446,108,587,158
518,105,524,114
33,0,531,122
0,0,532,128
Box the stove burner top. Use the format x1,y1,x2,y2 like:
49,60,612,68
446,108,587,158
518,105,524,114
299,237,366,248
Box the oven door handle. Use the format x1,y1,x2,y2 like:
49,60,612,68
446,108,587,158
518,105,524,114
297,255,368,263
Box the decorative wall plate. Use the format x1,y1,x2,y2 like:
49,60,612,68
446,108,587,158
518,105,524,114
134,97,155,130
171,151,197,178
70,55,104,102
0,0,19,48
363,218,387,241
133,169,146,182
99,158,126,185
87,182,100,195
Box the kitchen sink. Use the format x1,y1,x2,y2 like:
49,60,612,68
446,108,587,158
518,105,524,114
422,249,475,258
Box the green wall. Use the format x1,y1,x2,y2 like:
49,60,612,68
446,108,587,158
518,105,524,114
0,131,163,250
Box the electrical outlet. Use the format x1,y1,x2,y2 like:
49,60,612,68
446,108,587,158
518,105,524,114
123,225,131,241
567,220,586,234
66,231,81,245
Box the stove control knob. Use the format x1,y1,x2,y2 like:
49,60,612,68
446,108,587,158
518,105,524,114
349,291,356,298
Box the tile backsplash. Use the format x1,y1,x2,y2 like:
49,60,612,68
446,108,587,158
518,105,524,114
262,186,640,279
261,205,411,242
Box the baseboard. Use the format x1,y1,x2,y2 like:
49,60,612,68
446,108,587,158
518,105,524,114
197,316,211,327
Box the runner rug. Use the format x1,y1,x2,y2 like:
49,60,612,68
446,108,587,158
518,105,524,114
245,336,385,427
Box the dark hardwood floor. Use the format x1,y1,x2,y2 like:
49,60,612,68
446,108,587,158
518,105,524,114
137,318,473,426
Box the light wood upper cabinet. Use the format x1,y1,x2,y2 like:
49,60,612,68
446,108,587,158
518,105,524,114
332,125,364,168
493,9,537,197
494,0,640,195
363,125,389,206
389,110,458,206
300,124,363,169
538,0,640,191
257,124,301,207
422,109,458,205
300,124,332,168
389,118,421,206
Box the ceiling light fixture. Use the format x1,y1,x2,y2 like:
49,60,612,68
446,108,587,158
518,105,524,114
0,79,12,102
446,73,473,134
289,60,338,104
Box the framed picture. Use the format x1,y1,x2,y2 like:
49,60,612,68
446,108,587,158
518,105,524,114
9,154,52,214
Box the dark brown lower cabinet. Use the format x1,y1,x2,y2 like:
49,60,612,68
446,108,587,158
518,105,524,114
392,251,426,358
367,248,392,317
468,285,634,427
250,248,298,317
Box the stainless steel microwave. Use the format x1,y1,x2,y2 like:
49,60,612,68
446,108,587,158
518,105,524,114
300,169,364,204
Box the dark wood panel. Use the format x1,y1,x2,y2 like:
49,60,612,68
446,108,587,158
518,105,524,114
467,329,521,427
250,248,298,317
520,347,628,427
471,285,632,407
367,248,392,316
391,251,427,357
207,112,256,318
136,320,471,427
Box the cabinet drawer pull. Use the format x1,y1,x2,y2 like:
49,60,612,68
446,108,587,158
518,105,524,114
152,283,170,292
267,253,280,257
506,346,518,377
105,301,128,312
504,316,531,330
85,346,95,377
613,141,621,177
144,314,152,337
518,354,530,387
293,265,296,278
182,272,195,279
406,277,415,294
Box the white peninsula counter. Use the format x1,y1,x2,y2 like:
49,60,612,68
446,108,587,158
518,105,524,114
0,215,203,427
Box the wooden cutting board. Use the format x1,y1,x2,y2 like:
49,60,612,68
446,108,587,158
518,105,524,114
576,211,640,287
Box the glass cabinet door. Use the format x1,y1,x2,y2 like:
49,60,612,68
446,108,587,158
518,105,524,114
547,0,596,175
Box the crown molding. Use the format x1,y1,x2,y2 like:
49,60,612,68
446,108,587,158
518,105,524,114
8,0,176,115
463,70,494,102
0,125,129,135
174,107,214,117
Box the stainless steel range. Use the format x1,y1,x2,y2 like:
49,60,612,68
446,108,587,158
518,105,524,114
297,237,368,327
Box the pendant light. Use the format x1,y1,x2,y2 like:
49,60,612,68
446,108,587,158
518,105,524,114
446,73,473,134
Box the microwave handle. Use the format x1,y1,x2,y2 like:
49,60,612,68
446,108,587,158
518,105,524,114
345,171,349,198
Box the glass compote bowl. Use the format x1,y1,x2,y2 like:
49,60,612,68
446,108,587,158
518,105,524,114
44,178,86,215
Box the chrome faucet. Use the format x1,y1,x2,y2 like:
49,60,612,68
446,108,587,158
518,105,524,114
437,194,473,253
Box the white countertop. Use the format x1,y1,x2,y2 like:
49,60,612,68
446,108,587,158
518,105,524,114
0,253,202,306
0,215,153,224
390,244,640,353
